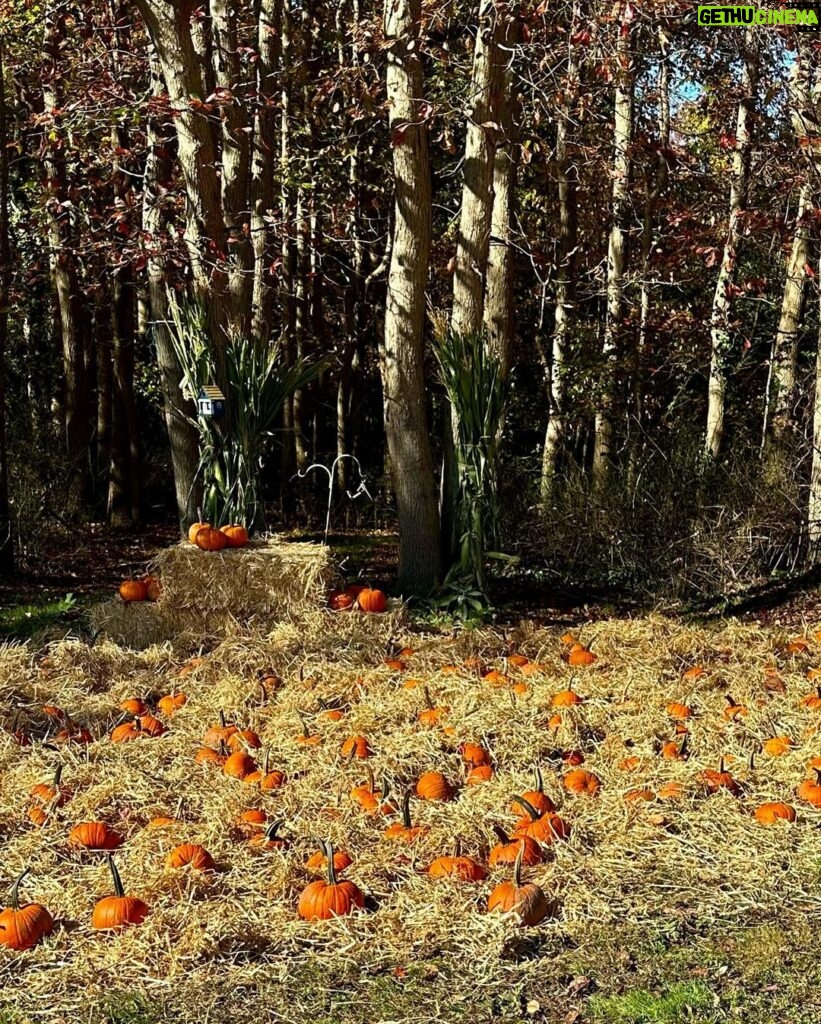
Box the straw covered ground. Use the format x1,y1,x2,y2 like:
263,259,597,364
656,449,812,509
2,611,821,1023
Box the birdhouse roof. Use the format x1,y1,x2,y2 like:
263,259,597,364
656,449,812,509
198,385,225,401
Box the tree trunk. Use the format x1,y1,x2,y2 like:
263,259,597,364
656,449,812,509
43,8,91,505
541,1,581,502
142,48,201,530
95,291,113,501
108,270,142,527
593,1,634,482
0,36,13,571
382,0,441,594
705,28,755,460
809,253,821,557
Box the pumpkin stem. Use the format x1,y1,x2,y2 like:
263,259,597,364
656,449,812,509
513,841,525,889
718,756,725,774
218,710,226,729
325,840,338,886
533,763,543,793
452,837,462,858
53,763,63,788
218,739,227,756
401,788,412,829
107,854,125,898
512,794,541,822
423,686,434,711
264,820,284,842
9,867,29,911
491,823,510,846
725,694,736,707
298,713,311,739
814,767,821,784
679,733,689,757
380,775,390,802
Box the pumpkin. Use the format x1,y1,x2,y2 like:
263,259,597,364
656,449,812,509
357,588,387,613
563,768,602,797
619,755,642,772
566,644,597,667
235,808,267,835
547,713,563,730
624,787,655,803
119,698,147,715
762,735,793,757
195,526,228,552
69,821,123,851
428,839,487,882
489,825,542,868
145,576,162,601
223,750,257,780
119,579,148,603
27,805,50,827
341,735,372,760
510,766,555,817
657,781,684,801
317,697,346,721
297,841,364,920
328,590,355,611
195,741,228,767
137,713,165,738
92,855,149,930
220,523,248,548
383,789,429,842
54,723,93,745
723,695,748,721
508,653,530,668
562,748,585,767
246,819,290,851
418,687,448,728
0,869,54,950
666,701,693,720
203,711,237,749
457,740,489,763
785,637,809,654
699,758,741,796
247,751,285,791
799,686,821,711
157,692,187,716
351,768,379,812
110,718,141,744
227,727,262,753
754,802,796,825
305,847,353,875
797,768,821,808
167,843,215,871
384,658,406,671
188,516,211,544
30,765,68,807
661,735,688,761
520,661,548,677
483,670,509,687
146,816,179,829
682,666,705,681
466,764,495,785
512,795,570,843
487,842,551,927
552,687,583,707
295,713,321,747
415,771,455,802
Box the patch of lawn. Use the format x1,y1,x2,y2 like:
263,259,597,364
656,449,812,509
0,592,80,640
100,992,165,1024
587,982,718,1024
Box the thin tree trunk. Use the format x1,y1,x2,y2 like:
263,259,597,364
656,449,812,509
0,36,13,571
541,1,581,502
95,292,113,500
142,48,201,530
108,270,142,526
809,253,821,557
705,28,755,460
43,9,91,505
382,0,441,593
629,25,670,487
593,1,634,482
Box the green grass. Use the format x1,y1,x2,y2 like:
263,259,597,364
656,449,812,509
587,982,718,1024
0,592,80,640
100,993,165,1024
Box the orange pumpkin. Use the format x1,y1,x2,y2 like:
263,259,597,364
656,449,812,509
357,588,387,613
167,843,215,871
118,579,148,603
510,766,555,817
0,869,54,950
188,518,211,544
220,524,249,548
428,839,487,882
563,768,602,797
157,692,187,716
415,771,455,802
297,841,364,920
487,843,551,927
383,789,428,842
92,855,148,930
489,826,542,868
195,526,228,551
328,590,355,611
754,802,796,825
69,821,123,851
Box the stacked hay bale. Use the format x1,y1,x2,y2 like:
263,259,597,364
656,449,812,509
90,538,336,649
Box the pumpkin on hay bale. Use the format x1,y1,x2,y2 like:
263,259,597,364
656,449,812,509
90,537,336,649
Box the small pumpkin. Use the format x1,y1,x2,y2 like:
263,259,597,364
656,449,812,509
119,698,147,716
487,842,551,927
195,526,228,552
328,590,355,611
552,687,583,708
167,843,215,871
145,576,162,601
458,741,491,767
220,523,249,548
722,694,748,721
203,711,237,749
512,795,570,843
119,579,148,603
657,781,684,801
383,789,429,842
428,839,487,882
30,765,68,808
666,701,693,721
227,727,262,753
418,687,448,728
137,713,165,738
295,713,321,747
510,766,555,817
762,735,793,757
415,770,455,802
341,735,372,760
566,644,597,667
799,686,821,711
297,840,364,920
157,692,187,716
235,808,267,835
563,768,602,797
188,515,210,544
357,588,387,613
489,824,542,868
699,757,741,796
305,847,353,875
69,821,123,851
466,764,495,785
0,869,54,950
624,787,655,803
797,767,821,808
223,750,257,781
92,855,149,930
195,741,228,767
754,802,796,825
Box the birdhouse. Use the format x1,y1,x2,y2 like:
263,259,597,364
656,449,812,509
197,385,226,419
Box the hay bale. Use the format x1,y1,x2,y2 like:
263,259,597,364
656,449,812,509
90,538,336,649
